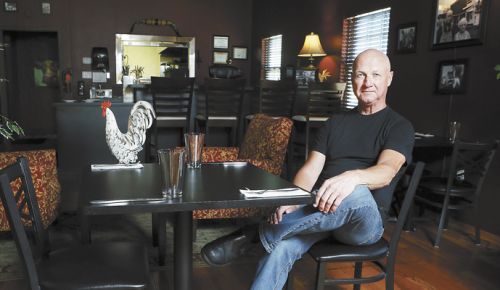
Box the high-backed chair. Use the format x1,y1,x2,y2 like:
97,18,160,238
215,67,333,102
413,140,498,247
149,76,195,160
0,157,152,290
288,162,425,290
248,79,297,120
193,114,293,220
196,77,246,146
291,82,346,160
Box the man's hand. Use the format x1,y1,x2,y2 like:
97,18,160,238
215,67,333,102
314,170,361,213
268,205,301,224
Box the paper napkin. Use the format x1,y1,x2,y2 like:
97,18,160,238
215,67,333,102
240,188,311,198
91,163,144,171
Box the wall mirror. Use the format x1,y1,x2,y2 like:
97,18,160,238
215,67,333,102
115,34,195,84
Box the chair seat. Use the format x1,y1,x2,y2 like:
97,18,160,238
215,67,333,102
39,242,150,290
291,115,329,122
196,114,238,121
418,177,475,196
308,238,389,263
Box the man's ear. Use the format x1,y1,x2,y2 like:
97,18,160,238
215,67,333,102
387,71,394,87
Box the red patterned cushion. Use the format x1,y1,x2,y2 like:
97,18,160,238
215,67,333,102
193,115,293,220
0,149,61,231
239,114,293,175
202,147,239,162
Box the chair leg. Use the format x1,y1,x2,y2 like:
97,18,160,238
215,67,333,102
386,270,395,290
192,219,198,242
315,262,326,290
353,262,362,290
434,194,451,248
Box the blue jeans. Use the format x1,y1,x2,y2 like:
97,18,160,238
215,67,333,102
250,185,383,290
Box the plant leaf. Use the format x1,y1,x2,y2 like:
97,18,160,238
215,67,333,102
0,127,13,140
494,64,500,71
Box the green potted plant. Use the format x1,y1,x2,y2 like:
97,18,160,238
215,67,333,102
0,115,24,140
495,64,500,80
130,65,144,83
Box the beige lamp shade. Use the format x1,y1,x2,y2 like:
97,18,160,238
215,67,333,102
298,32,326,57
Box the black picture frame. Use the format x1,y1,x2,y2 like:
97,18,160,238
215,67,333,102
431,0,488,49
4,1,17,12
396,22,417,53
295,68,316,88
232,46,248,60
213,35,229,49
213,50,229,64
436,59,467,94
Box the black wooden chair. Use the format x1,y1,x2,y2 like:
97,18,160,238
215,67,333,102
412,140,498,247
149,76,195,160
291,82,346,160
196,77,246,146
0,157,152,290
247,79,297,120
288,162,425,290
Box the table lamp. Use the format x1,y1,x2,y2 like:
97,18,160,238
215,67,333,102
298,32,326,69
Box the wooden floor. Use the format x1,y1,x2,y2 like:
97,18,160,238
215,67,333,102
1,220,499,290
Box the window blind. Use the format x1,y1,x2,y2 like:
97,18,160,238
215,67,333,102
261,34,282,80
340,7,391,109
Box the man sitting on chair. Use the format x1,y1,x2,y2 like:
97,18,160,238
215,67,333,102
201,49,415,290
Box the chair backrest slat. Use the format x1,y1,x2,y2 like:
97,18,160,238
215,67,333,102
151,77,195,127
258,79,297,118
203,78,246,118
307,82,346,118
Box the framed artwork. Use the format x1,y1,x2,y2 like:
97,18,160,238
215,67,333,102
41,2,51,14
4,2,17,12
431,0,488,49
232,46,248,60
213,50,229,64
213,35,229,49
436,59,467,94
396,22,417,53
295,69,316,88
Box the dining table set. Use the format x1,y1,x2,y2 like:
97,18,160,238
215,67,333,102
78,160,314,290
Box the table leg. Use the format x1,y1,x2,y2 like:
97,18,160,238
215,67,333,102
157,213,167,266
80,213,91,244
174,211,193,290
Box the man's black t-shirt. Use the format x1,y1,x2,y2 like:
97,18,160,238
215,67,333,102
310,106,415,220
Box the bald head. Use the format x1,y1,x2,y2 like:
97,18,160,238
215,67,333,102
353,49,391,73
351,49,394,114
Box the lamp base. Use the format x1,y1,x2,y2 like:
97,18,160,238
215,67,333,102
305,57,316,70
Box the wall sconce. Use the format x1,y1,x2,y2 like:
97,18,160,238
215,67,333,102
298,32,326,69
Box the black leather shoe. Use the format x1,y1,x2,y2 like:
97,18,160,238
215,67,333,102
201,227,256,266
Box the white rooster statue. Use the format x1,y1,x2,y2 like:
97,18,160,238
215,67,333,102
101,100,156,164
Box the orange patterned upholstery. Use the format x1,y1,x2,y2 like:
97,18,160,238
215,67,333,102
194,114,293,219
0,149,61,231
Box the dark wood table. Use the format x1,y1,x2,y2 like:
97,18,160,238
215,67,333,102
79,162,313,290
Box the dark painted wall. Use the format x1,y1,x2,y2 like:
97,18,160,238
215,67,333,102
252,0,500,235
0,0,253,95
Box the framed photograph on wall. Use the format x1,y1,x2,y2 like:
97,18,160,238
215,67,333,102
431,0,489,49
232,46,248,60
295,68,316,88
436,59,467,94
213,50,229,64
213,35,229,49
4,2,17,12
396,22,417,53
